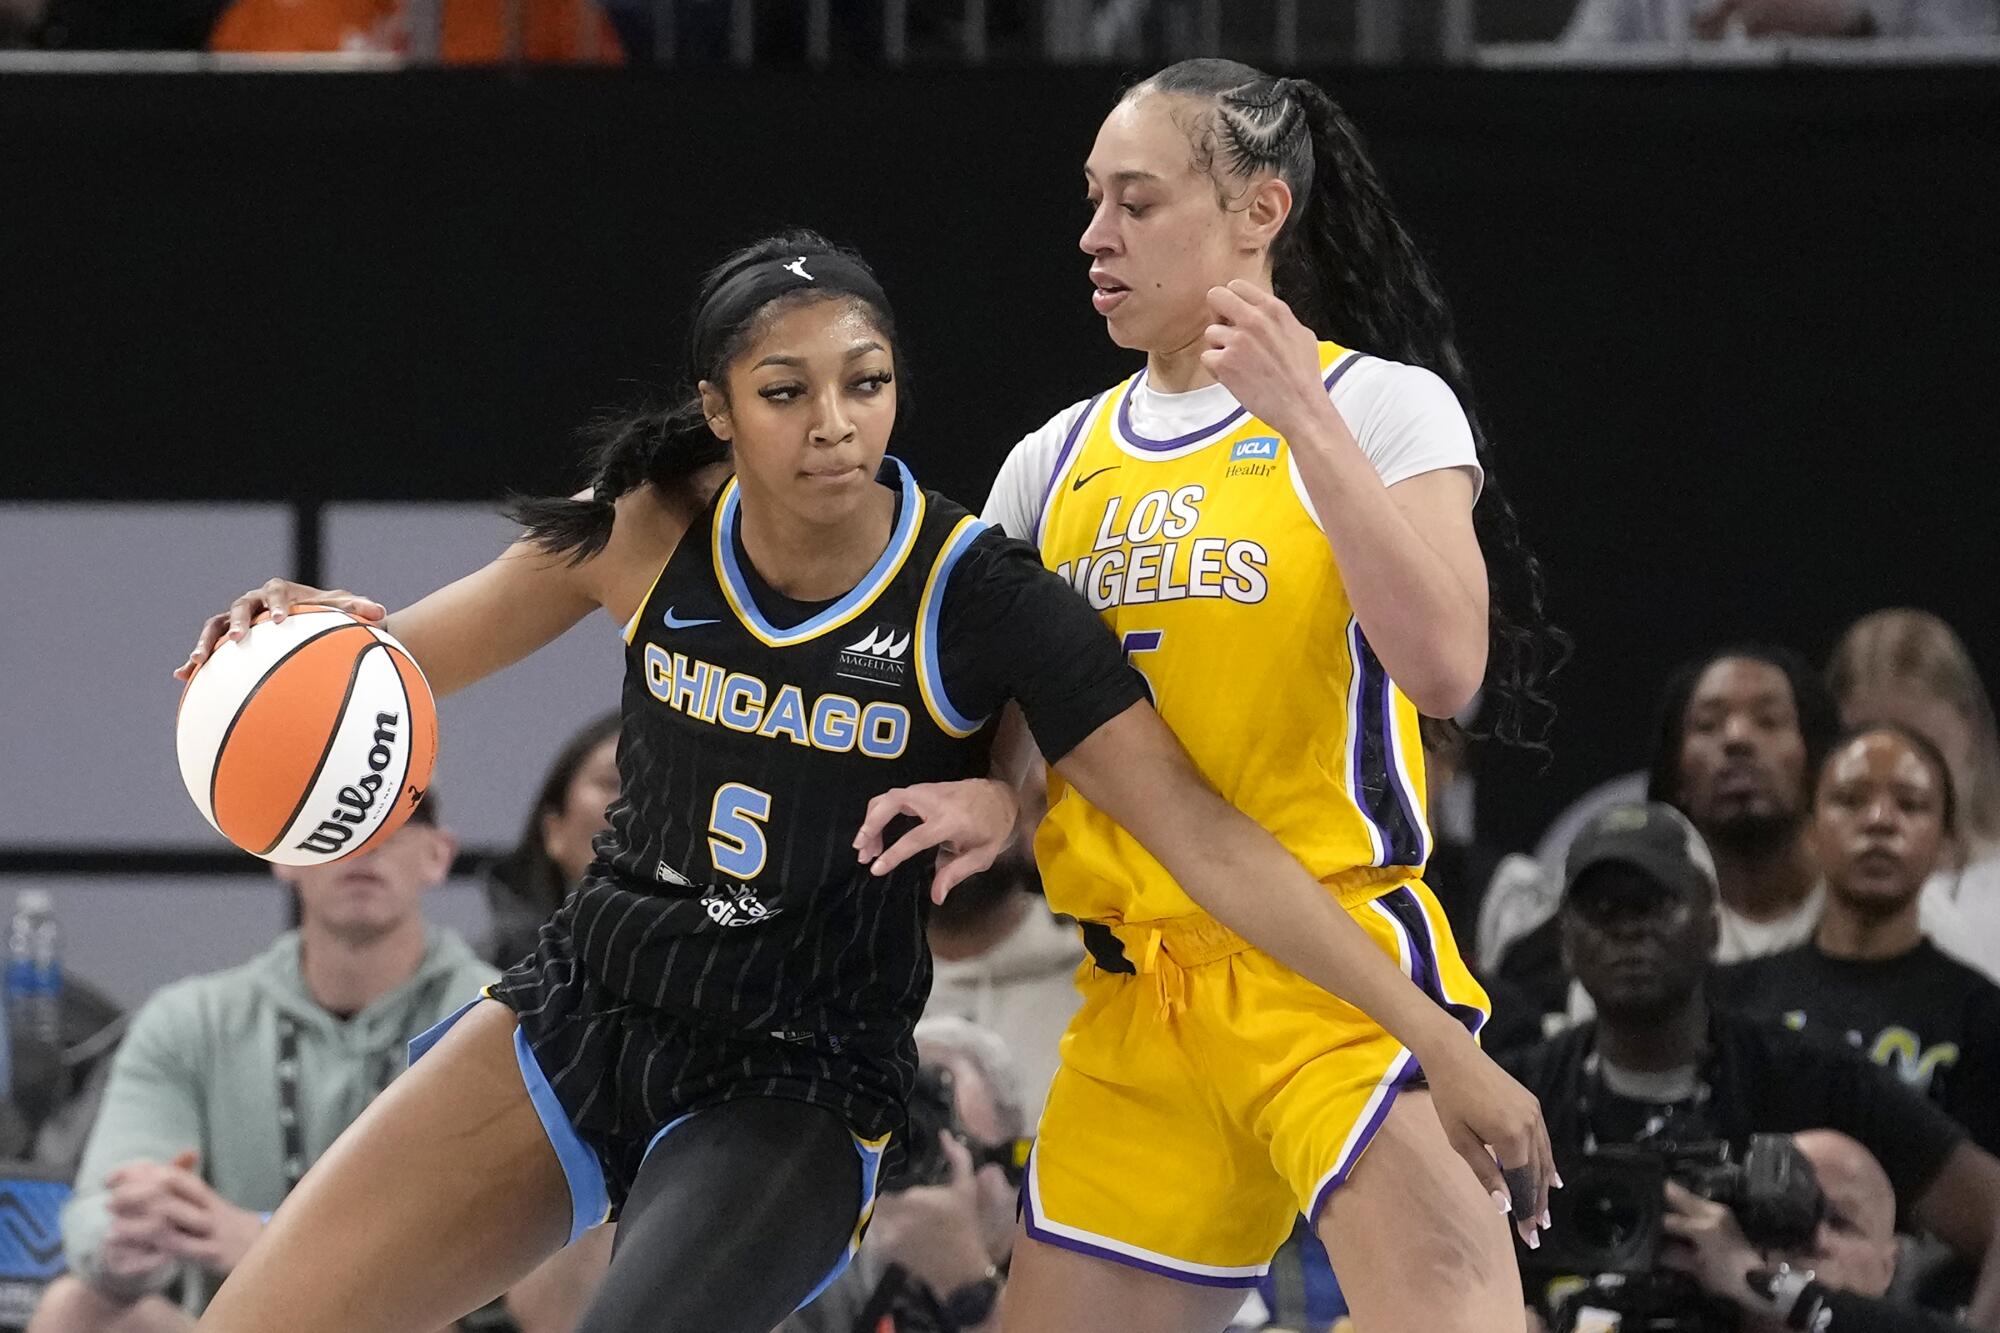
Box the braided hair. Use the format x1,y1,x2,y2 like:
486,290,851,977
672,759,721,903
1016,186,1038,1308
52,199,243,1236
1133,60,1566,752
508,230,900,563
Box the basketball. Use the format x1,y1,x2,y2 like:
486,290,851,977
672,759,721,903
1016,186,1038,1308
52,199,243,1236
176,605,439,866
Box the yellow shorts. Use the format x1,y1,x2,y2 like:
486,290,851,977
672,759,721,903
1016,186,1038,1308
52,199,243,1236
1023,880,1488,1288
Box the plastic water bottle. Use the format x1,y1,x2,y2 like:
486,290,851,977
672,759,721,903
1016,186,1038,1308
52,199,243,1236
7,889,63,1051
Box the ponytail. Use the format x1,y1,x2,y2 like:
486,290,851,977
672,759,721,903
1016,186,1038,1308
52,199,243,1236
506,401,728,564
1140,59,1568,754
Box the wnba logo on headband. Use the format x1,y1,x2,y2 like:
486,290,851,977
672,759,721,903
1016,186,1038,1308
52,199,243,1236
689,244,892,375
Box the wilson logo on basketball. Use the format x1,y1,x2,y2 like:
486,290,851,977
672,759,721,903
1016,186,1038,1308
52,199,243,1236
294,712,401,855
835,625,910,688
177,607,437,867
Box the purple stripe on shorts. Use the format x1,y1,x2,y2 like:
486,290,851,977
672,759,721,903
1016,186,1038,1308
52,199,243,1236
1021,1165,1267,1289
1308,1050,1423,1222
1035,391,1106,524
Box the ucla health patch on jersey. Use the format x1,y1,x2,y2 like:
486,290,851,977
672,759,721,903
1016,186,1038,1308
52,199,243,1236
1231,436,1280,461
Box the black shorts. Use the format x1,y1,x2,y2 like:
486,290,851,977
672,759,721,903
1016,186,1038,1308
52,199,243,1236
438,916,904,1226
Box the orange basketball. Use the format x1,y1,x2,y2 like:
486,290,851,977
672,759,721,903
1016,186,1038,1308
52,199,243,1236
176,605,439,865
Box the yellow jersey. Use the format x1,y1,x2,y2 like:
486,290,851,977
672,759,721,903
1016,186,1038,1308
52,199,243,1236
1028,343,1434,924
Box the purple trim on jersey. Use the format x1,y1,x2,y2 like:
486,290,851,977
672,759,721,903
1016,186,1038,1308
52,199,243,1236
1035,391,1107,527
1380,668,1431,866
1323,350,1366,393
1114,351,1365,453
1116,369,1249,451
1020,1177,1267,1289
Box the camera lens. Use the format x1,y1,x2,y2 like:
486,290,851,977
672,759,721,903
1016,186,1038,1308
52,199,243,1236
1575,1176,1648,1252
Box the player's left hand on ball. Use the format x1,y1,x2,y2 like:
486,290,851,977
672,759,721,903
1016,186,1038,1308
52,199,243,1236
1426,1043,1560,1249
1200,281,1328,437
854,778,1018,904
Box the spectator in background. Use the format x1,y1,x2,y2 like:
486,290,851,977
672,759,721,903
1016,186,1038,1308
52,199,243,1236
1651,645,1839,962
27,800,602,1333
484,712,620,968
207,0,624,62
1564,0,1996,43
1492,645,1838,1035
922,850,1081,1120
1662,1131,1964,1332
1719,725,2000,1154
1830,608,2000,982
1499,801,2000,1327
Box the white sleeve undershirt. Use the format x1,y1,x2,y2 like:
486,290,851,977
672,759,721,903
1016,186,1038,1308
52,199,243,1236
980,354,1481,546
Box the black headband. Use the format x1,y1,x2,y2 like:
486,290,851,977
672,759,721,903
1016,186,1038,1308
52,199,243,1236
691,252,889,377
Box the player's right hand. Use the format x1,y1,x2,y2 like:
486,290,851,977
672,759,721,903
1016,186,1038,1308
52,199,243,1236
174,579,387,681
854,777,1018,904
1425,1040,1559,1249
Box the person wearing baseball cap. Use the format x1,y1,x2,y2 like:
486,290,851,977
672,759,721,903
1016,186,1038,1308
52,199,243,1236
1499,801,2000,1328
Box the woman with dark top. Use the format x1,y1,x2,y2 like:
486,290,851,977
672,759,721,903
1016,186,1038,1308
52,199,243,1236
172,231,1548,1333
1718,724,2000,1155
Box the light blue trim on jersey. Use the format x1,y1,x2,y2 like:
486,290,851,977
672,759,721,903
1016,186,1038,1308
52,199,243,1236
916,516,992,737
714,456,923,648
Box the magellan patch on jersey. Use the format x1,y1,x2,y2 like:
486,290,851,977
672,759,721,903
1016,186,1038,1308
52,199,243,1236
836,624,911,687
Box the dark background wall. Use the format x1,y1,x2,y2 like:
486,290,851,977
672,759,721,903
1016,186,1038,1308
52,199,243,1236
5,66,1997,848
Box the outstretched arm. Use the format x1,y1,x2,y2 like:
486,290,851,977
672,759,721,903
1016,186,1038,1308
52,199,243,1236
861,697,1557,1236
173,488,685,697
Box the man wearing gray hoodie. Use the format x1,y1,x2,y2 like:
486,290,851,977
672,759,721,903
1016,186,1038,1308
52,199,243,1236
28,799,497,1331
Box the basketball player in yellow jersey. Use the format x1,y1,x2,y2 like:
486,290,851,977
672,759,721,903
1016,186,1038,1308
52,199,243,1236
961,58,1561,1333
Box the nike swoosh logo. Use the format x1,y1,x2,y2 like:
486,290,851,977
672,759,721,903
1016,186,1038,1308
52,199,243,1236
1071,465,1120,492
662,608,719,630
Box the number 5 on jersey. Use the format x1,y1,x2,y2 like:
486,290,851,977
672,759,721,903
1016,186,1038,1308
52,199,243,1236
1122,629,1164,706
708,783,773,879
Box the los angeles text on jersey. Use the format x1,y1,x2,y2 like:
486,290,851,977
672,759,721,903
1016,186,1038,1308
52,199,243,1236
1055,486,1270,611
641,644,909,759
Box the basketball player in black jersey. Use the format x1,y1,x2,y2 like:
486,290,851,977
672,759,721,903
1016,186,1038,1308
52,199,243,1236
175,232,1549,1333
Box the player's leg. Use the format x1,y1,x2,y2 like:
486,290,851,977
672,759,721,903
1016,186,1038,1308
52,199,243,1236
576,1098,865,1333
1000,953,1286,1333
1000,1235,1249,1333
1315,1089,1524,1333
196,1001,573,1333
1292,885,1525,1333
505,1225,616,1333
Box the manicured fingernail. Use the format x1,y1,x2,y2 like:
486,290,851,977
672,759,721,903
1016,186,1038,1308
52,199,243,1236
271,611,285,623
1491,1191,1511,1215
1541,1209,1553,1230
1526,1229,1540,1250
1554,1171,1565,1189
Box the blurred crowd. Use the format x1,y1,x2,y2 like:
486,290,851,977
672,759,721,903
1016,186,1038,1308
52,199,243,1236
0,0,1991,58
3,602,1998,1333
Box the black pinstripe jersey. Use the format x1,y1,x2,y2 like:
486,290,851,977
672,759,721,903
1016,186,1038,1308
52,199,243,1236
571,457,1144,1059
